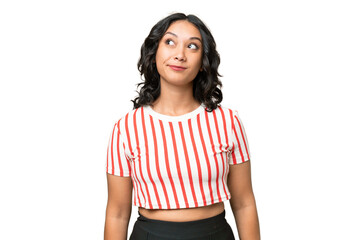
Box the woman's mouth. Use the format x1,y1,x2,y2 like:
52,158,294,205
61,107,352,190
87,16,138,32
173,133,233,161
169,65,187,71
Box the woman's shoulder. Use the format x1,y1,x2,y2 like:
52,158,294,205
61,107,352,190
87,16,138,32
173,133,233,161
112,105,147,125
213,104,248,125
214,104,239,115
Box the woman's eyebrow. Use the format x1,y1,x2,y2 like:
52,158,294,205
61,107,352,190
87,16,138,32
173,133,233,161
164,32,202,42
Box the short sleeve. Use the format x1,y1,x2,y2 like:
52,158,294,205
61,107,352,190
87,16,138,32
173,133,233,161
229,110,251,165
105,120,131,177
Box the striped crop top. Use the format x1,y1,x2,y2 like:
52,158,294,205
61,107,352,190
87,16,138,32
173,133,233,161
105,103,251,209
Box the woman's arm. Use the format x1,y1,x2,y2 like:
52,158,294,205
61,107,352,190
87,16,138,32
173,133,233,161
104,173,133,240
228,160,260,240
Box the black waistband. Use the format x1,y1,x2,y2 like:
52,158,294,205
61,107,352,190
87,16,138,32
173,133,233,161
135,209,228,238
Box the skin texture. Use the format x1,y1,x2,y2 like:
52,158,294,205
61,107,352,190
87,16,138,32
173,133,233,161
104,19,261,240
155,20,203,90
151,20,203,116
228,161,261,239
104,174,133,240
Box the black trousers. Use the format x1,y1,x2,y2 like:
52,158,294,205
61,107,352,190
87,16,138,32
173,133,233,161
129,209,236,240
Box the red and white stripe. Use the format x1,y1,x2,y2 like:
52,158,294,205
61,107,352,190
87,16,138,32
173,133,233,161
106,105,250,209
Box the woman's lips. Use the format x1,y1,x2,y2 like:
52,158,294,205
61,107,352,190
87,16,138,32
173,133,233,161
169,65,187,71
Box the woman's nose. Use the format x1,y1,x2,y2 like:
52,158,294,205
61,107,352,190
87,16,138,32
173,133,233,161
174,46,186,62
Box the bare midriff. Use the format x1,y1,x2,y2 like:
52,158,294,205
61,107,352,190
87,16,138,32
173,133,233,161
138,201,225,222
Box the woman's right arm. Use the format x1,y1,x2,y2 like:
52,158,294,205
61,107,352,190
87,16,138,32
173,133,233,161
104,173,133,240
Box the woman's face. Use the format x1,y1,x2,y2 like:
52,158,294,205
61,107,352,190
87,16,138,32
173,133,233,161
155,20,203,86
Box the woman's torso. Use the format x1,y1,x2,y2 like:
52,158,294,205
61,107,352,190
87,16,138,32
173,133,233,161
138,201,224,222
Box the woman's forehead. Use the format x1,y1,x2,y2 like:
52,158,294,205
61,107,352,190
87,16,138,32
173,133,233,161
164,20,202,41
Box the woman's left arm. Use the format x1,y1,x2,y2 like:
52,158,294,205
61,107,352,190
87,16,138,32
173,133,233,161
228,160,260,240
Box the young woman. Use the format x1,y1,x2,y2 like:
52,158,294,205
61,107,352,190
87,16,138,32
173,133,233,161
104,12,260,240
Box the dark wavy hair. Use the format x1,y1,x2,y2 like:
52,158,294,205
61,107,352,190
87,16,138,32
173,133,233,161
131,12,223,112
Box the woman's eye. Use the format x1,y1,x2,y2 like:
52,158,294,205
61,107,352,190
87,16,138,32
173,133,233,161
165,39,175,45
188,43,199,50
